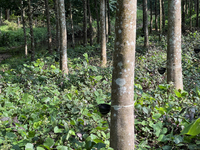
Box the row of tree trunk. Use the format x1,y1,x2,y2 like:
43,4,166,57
111,0,183,149
147,0,199,36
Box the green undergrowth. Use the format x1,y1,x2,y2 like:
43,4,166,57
0,32,200,149
0,21,51,50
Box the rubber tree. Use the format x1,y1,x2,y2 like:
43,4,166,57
143,0,149,47
159,0,162,40
100,0,107,67
110,0,137,149
182,0,186,30
167,0,183,90
95,0,100,44
150,0,153,33
162,0,165,31
83,0,87,46
69,0,75,48
0,8,2,25
58,0,68,75
28,0,35,61
54,0,60,52
88,0,93,46
196,0,199,27
20,0,27,58
155,0,158,31
44,0,52,54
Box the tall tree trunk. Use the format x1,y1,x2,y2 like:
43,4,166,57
182,0,186,30
100,0,107,67
150,0,153,33
107,0,111,36
159,0,162,40
69,0,75,48
110,0,136,149
155,0,158,31
58,0,68,74
87,0,93,46
167,0,183,90
45,0,52,54
105,0,108,42
83,0,87,46
5,9,10,20
55,0,60,52
190,0,192,28
95,0,100,44
196,0,199,27
162,0,165,31
20,0,27,58
28,0,35,61
143,0,149,47
186,0,188,14
0,8,2,25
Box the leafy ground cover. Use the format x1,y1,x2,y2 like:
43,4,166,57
0,31,200,150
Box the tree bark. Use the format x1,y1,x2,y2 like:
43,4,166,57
155,0,158,31
28,0,35,61
20,0,27,58
190,0,192,28
69,0,75,48
159,0,162,40
58,0,68,74
83,0,87,46
95,0,100,44
162,0,165,31
100,0,107,67
150,0,153,33
186,0,188,14
182,0,186,30
167,0,183,90
55,0,60,52
110,0,136,149
5,9,10,20
0,8,2,25
105,0,108,42
143,0,149,47
107,0,111,36
45,0,53,54
87,0,93,46
196,0,199,27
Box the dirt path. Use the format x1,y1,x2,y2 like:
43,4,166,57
0,53,12,63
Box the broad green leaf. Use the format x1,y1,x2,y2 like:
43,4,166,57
44,137,54,148
173,135,183,144
93,143,106,149
152,113,162,120
28,131,35,138
54,126,63,133
181,118,200,136
94,76,103,81
95,126,108,131
142,107,149,114
36,147,45,150
56,146,68,150
25,143,34,150
174,89,182,98
158,134,164,141
41,97,50,103
156,107,166,115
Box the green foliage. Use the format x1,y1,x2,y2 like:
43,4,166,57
0,24,48,48
3,20,21,31
0,46,113,149
0,34,200,149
